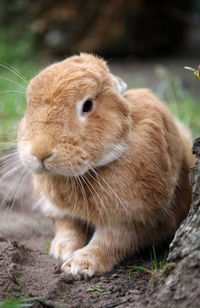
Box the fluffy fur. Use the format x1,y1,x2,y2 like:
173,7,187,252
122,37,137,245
18,53,195,278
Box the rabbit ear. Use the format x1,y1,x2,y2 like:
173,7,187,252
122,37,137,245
110,74,127,94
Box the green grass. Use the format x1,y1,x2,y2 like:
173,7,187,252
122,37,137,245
127,245,168,274
0,26,39,146
156,66,200,137
86,284,112,296
0,63,39,142
87,285,103,293
1,276,43,308
0,296,44,308
44,240,51,249
150,245,167,271
44,240,51,254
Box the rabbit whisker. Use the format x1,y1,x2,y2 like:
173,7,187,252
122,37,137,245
76,175,90,229
0,76,26,90
0,164,20,177
0,90,25,95
0,160,18,169
88,166,131,223
1,150,18,158
0,140,16,145
69,176,78,220
0,167,26,215
0,165,22,183
0,151,19,161
0,152,20,165
83,174,110,228
6,169,28,217
0,63,28,85
0,144,17,151
19,171,30,213
80,174,104,227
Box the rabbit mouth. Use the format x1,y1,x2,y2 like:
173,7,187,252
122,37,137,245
23,155,91,178
18,141,92,177
24,158,91,177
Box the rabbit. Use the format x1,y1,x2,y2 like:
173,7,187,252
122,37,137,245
17,53,195,278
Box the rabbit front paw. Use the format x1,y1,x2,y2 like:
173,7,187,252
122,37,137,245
49,231,85,261
49,235,74,261
61,248,112,279
62,251,96,279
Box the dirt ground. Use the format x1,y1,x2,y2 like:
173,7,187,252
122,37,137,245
0,154,170,308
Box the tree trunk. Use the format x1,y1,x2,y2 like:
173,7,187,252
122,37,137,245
143,137,200,308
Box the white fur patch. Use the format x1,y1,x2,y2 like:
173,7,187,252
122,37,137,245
20,143,44,173
116,79,127,94
37,195,67,218
110,74,127,94
96,143,128,167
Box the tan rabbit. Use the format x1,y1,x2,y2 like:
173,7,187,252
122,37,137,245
17,53,195,278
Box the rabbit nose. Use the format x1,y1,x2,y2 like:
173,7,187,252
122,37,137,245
31,149,53,162
30,137,54,162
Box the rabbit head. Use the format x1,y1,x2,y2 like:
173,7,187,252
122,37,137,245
18,53,131,177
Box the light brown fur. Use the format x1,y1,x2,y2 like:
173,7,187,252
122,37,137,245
18,53,195,278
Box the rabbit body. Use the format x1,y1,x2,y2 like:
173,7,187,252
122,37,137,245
18,54,194,277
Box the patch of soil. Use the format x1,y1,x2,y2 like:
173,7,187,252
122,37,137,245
0,156,169,308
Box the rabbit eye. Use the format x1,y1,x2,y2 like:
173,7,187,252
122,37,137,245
82,99,93,113
77,97,95,121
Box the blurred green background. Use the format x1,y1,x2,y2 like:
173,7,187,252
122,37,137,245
0,0,200,144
